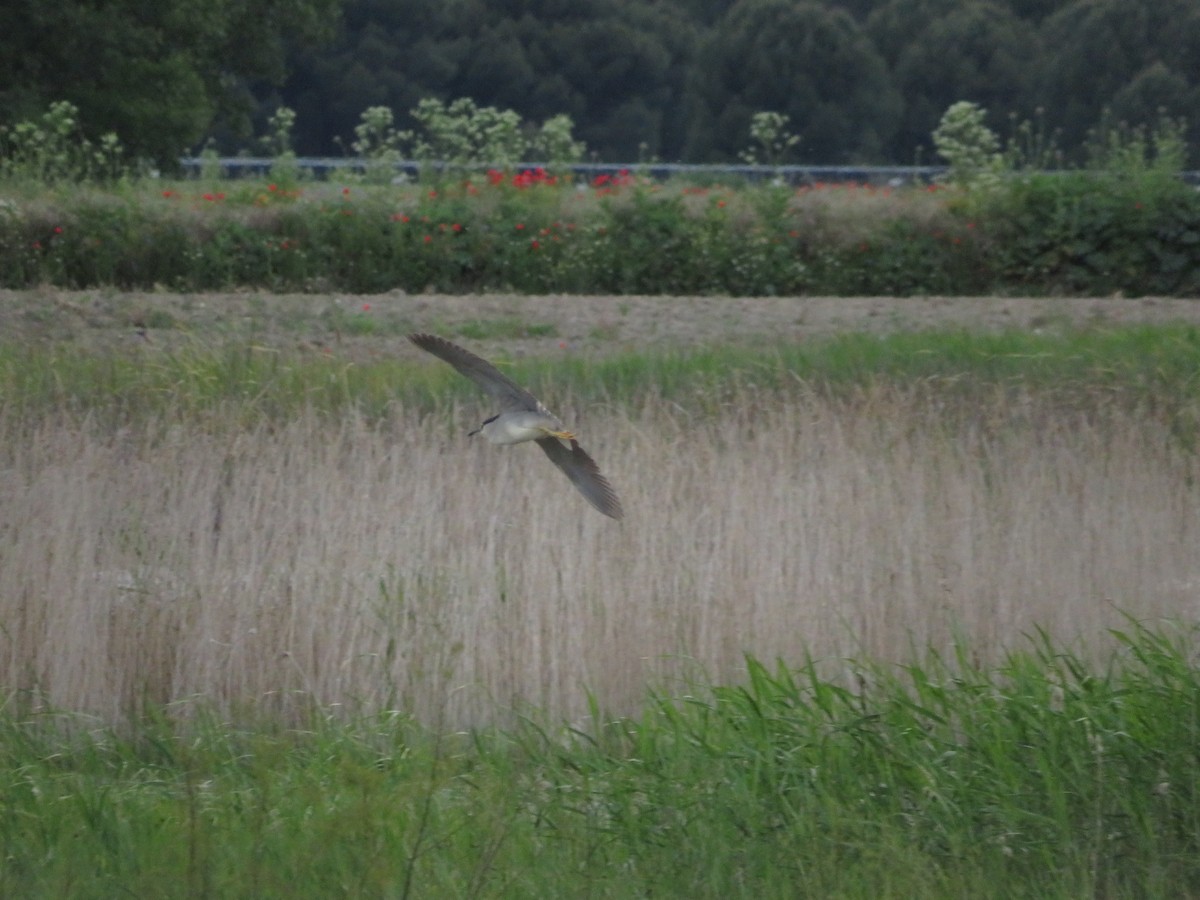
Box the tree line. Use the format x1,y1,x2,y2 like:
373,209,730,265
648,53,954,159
3,0,1198,168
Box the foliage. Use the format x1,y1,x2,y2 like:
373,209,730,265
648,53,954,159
261,106,297,158
1084,110,1190,177
0,157,1197,296
691,0,901,163
4,1,1200,167
932,101,1003,188
984,177,1200,295
867,0,1041,160
525,114,588,166
348,106,407,183
261,106,301,186
973,111,1200,295
0,0,342,167
409,97,526,167
999,107,1064,172
1036,0,1200,157
3,627,1200,896
196,144,224,181
0,176,969,295
0,102,128,184
342,100,587,181
258,0,1200,165
0,104,1194,297
738,112,801,167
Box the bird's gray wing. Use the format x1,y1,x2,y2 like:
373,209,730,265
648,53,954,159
409,333,540,412
536,438,624,520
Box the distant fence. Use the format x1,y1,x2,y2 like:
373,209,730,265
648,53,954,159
179,157,1200,186
179,158,946,185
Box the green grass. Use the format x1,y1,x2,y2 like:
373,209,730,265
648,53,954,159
3,623,1198,897
3,324,1198,426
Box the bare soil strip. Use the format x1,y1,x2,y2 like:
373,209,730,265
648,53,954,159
5,289,1199,359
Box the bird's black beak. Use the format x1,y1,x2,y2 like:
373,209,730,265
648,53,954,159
469,414,498,437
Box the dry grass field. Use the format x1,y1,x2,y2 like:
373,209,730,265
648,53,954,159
4,378,1197,728
6,289,1200,895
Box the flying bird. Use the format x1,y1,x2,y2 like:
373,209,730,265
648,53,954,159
408,333,623,520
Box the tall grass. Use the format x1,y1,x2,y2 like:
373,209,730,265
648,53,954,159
5,326,1200,895
3,627,1199,897
3,356,1197,728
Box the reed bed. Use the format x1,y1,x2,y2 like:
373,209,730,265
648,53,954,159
3,383,1196,729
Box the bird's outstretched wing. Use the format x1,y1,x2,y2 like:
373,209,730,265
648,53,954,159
536,437,624,520
411,332,623,520
409,333,541,413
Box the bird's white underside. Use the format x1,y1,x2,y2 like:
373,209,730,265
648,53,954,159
479,411,566,445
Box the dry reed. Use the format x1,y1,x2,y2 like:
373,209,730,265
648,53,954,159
2,387,1197,728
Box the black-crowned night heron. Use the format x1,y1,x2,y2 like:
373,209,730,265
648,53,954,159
409,333,624,520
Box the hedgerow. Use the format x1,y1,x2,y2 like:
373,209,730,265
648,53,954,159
2,97,1196,297
2,165,1196,296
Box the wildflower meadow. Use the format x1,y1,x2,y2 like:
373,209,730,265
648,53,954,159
2,158,1198,297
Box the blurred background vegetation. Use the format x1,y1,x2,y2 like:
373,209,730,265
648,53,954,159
3,0,1199,169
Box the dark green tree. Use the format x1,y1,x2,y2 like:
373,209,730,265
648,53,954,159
882,2,1041,161
0,0,341,166
1036,0,1200,153
531,9,693,159
688,0,900,162
456,20,538,113
669,0,736,25
281,0,470,157
996,0,1076,22
1110,62,1197,127
279,0,696,161
864,0,963,69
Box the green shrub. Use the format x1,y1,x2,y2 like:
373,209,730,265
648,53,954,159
981,172,1200,294
739,111,801,167
0,162,1194,296
0,101,128,184
950,106,1200,296
976,113,1200,295
933,101,1003,189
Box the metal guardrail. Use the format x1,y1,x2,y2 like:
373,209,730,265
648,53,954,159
179,157,1200,186
178,157,948,185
